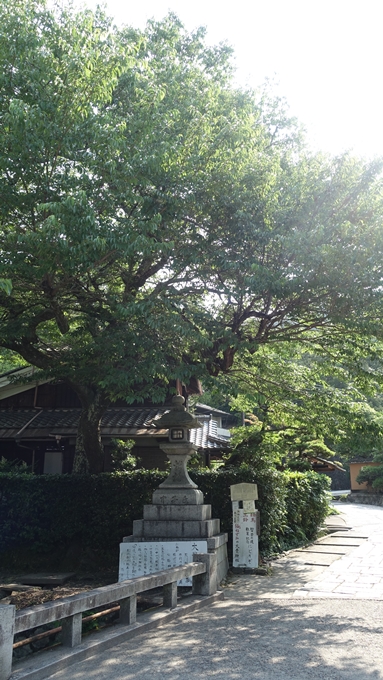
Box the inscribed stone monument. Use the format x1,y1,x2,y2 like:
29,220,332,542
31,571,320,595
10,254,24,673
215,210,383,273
230,483,259,569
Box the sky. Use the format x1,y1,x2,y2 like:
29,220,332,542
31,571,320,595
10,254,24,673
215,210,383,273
80,0,383,159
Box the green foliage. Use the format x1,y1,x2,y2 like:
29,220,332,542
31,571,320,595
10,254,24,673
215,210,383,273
0,471,165,567
0,466,330,567
356,454,383,491
221,338,383,465
82,611,101,633
281,470,330,548
194,466,287,555
0,279,11,295
0,349,27,373
0,457,30,474
286,457,313,472
109,439,137,471
354,429,383,489
2,2,383,473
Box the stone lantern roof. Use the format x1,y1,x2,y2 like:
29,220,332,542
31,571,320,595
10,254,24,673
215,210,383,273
153,394,202,430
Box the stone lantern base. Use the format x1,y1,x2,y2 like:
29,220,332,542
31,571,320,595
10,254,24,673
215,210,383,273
119,442,228,585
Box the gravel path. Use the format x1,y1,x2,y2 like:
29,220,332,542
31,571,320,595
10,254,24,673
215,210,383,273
46,594,383,680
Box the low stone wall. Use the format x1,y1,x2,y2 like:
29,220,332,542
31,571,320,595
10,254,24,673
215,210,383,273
347,492,383,507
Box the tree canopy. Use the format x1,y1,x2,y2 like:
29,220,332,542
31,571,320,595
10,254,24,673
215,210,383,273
213,335,383,467
1,1,383,471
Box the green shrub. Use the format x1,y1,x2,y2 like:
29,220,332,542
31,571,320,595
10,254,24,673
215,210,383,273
356,464,383,491
194,465,287,555
0,457,30,474
281,470,330,549
0,470,165,568
109,439,137,471
0,466,329,568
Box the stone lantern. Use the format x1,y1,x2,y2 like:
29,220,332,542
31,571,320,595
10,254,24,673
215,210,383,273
119,393,228,586
152,394,204,505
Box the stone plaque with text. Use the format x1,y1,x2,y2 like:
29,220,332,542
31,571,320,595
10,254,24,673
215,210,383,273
119,540,208,586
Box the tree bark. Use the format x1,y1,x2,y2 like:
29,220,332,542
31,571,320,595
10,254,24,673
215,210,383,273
70,386,108,474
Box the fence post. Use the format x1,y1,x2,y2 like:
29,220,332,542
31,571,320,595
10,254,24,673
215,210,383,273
192,553,217,596
163,581,178,609
119,595,137,625
61,613,82,648
0,605,15,680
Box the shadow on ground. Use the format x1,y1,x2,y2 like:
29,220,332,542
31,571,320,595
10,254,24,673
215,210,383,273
48,593,383,680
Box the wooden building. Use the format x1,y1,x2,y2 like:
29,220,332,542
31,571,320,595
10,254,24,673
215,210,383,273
0,367,234,473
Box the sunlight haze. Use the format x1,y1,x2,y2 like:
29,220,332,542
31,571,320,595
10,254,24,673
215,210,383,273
80,0,383,159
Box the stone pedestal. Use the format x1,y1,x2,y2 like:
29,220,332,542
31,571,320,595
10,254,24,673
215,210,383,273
120,440,228,585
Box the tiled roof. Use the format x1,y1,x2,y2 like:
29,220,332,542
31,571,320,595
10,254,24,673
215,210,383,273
308,455,346,472
0,408,231,450
189,415,230,449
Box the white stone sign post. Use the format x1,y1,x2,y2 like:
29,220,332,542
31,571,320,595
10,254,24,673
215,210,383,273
230,483,260,570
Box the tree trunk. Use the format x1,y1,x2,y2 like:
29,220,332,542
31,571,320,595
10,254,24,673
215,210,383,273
71,387,108,474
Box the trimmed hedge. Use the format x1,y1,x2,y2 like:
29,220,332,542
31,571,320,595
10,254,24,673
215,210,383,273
194,467,287,555
0,471,164,568
282,470,330,549
0,467,329,570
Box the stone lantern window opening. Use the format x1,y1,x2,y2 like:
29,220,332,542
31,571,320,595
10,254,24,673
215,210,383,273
170,427,186,441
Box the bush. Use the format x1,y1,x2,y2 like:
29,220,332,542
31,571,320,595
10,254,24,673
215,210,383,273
356,463,383,491
194,465,287,555
281,470,330,549
0,470,165,569
0,466,329,569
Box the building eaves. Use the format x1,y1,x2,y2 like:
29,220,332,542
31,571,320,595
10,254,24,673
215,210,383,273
308,455,345,472
0,408,231,450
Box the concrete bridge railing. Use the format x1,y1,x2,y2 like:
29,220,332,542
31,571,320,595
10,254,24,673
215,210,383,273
0,552,218,680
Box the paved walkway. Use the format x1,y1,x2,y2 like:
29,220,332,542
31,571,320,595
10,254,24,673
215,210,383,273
295,503,383,599
44,503,383,680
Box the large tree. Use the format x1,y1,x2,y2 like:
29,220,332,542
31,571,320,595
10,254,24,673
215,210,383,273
1,2,383,472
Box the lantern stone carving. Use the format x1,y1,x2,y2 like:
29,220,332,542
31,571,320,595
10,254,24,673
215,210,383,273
152,394,203,504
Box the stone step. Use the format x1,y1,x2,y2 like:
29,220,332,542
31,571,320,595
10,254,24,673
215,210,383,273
297,546,349,554
132,518,220,539
143,504,212,521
